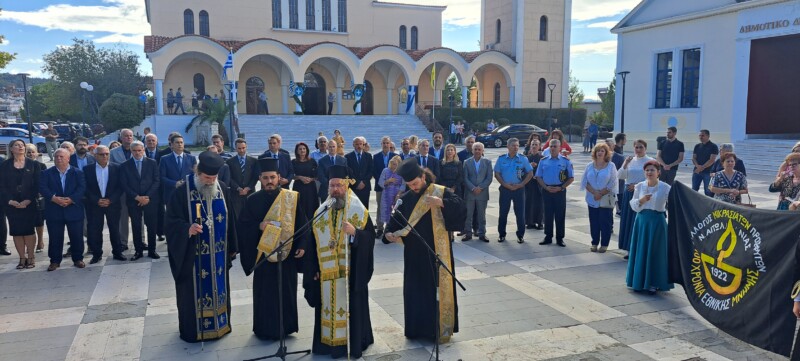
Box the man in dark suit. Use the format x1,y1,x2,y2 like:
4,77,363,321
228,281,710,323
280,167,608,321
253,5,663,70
457,136,475,162
207,145,232,188
372,136,397,236
416,139,440,179
159,134,197,205
260,134,293,189
144,133,165,241
156,132,190,159
429,131,446,161
345,136,373,209
110,128,134,250
317,140,347,202
122,141,161,260
69,136,95,171
226,138,258,216
212,134,233,159
399,138,415,160
41,149,87,271
84,145,124,263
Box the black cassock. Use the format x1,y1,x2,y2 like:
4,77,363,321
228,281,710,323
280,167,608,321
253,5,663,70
303,214,376,358
237,189,308,340
384,183,466,340
165,181,238,343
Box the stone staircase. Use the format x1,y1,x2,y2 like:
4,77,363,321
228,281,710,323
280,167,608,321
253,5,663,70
236,114,432,153
731,139,797,175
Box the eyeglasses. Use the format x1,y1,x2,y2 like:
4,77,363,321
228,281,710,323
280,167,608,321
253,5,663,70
96,153,110,156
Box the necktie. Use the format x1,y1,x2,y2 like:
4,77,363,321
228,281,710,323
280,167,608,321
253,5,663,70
239,156,246,174
423,157,427,168
136,160,142,176
99,168,106,197
356,153,361,164
177,155,182,170
273,153,278,159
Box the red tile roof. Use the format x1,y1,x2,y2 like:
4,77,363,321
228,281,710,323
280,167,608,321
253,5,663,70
144,35,515,63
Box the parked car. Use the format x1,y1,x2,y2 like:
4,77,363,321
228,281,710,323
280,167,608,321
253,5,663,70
54,124,77,142
7,123,42,135
476,123,548,148
0,128,47,155
598,126,613,140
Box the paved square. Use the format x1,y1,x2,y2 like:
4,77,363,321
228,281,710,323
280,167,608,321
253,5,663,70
0,149,790,360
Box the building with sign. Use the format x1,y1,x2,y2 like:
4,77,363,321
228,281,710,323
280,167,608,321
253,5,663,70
144,0,571,115
612,0,800,143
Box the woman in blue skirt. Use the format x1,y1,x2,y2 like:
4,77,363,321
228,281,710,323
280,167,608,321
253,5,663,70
617,140,653,258
626,160,673,294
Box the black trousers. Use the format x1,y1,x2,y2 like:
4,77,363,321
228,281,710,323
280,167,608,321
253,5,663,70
129,204,157,253
156,201,165,237
498,187,525,238
47,219,84,264
659,166,678,185
525,183,543,226
328,102,333,115
87,204,122,257
354,189,370,210
542,190,567,241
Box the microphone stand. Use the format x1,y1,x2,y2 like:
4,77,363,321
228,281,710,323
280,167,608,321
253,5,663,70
390,209,466,361
244,202,333,361
193,203,206,351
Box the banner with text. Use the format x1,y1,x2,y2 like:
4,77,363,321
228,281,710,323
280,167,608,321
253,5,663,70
667,182,798,357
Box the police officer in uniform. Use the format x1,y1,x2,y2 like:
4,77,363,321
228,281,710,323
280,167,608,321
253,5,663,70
535,139,574,247
493,138,533,243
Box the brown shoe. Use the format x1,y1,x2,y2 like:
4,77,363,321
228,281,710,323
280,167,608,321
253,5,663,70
47,263,60,272
73,260,86,269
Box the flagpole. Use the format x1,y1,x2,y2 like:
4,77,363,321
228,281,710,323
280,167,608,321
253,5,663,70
432,62,436,121
228,48,235,147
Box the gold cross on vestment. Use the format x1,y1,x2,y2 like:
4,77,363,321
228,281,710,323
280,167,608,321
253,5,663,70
337,307,346,317
216,213,224,223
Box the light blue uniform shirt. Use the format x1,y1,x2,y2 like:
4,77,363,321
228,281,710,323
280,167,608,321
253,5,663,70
535,154,574,186
493,153,533,185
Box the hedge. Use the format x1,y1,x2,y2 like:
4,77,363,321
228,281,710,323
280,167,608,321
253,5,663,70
432,107,587,132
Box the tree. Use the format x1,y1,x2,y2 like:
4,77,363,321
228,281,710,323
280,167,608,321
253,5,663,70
98,93,142,132
185,99,234,144
600,77,616,127
0,10,16,69
443,74,462,105
568,71,584,109
41,39,144,121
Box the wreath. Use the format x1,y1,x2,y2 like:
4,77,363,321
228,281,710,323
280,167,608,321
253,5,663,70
292,82,306,114
352,84,365,115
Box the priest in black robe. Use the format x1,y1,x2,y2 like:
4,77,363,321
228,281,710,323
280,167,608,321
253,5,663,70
384,158,466,342
165,151,238,343
238,158,308,340
303,165,375,358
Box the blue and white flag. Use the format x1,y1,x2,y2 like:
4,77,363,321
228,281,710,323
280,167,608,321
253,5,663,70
222,50,234,81
405,85,418,114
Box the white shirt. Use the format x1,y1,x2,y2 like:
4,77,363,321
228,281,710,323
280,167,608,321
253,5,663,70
617,156,654,185
580,162,618,208
630,181,671,213
96,163,109,198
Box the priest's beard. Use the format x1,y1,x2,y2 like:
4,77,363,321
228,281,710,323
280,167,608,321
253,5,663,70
194,175,219,200
331,196,346,210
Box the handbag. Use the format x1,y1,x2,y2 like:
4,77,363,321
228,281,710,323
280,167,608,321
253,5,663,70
738,194,756,208
599,192,617,209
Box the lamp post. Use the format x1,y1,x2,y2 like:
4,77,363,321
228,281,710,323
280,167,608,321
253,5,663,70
547,83,556,132
20,73,33,144
80,82,93,138
617,71,630,133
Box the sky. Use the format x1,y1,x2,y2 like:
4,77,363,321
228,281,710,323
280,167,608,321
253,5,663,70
0,0,641,101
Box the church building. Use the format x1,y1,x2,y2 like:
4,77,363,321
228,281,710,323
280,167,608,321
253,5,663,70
612,0,800,143
143,0,571,115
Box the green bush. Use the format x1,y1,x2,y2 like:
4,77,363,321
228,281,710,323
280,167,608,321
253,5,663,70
471,122,486,133
98,93,143,132
432,107,587,131
497,118,510,126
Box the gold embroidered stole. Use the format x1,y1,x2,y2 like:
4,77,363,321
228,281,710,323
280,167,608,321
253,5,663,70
393,184,456,343
312,189,369,346
256,189,298,264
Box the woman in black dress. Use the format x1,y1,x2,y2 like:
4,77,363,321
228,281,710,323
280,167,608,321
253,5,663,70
437,144,463,242
526,138,544,229
0,139,42,269
292,142,319,221
25,143,47,253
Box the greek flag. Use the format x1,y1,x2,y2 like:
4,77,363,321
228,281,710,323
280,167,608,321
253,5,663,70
222,50,234,80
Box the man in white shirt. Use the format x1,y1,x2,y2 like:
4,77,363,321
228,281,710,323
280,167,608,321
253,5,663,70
85,146,125,263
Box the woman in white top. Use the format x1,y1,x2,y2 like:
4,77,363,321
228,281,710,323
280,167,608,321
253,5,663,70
580,144,618,253
625,160,673,295
617,139,654,257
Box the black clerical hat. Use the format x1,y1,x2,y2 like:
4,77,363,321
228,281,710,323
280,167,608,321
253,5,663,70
328,165,349,180
396,157,422,182
197,151,224,175
258,157,279,173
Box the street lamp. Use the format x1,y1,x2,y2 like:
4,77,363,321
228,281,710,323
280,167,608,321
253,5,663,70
617,71,630,133
547,83,556,132
19,73,33,144
80,82,94,138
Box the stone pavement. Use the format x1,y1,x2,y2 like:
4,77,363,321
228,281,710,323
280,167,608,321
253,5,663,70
0,149,790,361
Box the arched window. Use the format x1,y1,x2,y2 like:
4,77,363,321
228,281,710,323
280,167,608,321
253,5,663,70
496,19,501,43
272,0,282,28
410,26,418,50
306,0,315,30
338,0,347,32
183,9,194,35
540,16,548,41
289,0,299,29
493,83,501,108
537,78,546,102
193,73,206,99
399,26,407,49
322,0,331,30
199,10,209,36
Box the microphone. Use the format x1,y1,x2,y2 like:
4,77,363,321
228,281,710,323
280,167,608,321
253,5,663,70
322,198,335,209
391,199,403,215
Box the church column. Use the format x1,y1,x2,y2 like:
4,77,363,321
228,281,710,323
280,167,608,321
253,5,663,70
386,87,393,115
335,87,342,114
281,85,289,114
508,86,515,108
461,85,468,108
155,79,164,115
